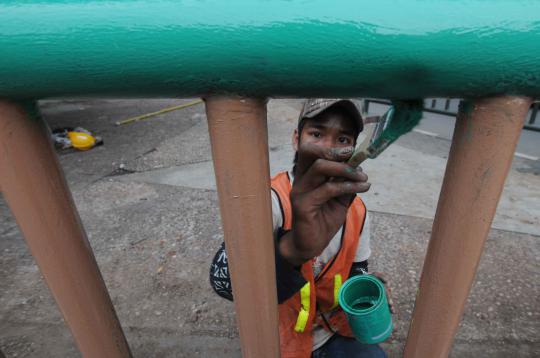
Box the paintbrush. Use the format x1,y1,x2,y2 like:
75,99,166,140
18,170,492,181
348,100,424,168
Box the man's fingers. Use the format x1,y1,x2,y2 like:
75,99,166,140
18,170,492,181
386,286,395,314
309,181,371,204
295,143,354,177
373,272,394,314
372,271,388,284
295,159,368,191
386,288,396,313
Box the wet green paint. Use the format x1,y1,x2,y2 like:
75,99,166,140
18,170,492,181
18,101,40,122
0,1,539,99
459,100,476,143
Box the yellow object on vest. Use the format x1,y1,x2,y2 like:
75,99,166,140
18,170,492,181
67,131,96,150
294,283,311,333
331,274,343,310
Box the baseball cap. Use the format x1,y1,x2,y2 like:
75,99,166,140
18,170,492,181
299,98,363,133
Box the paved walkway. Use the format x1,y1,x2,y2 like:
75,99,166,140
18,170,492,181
1,99,538,357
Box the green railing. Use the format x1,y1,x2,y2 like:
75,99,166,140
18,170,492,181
364,98,540,132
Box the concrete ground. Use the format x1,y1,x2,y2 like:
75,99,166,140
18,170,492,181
1,99,539,357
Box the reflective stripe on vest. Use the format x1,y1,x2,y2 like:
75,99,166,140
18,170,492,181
294,282,311,333
331,274,343,310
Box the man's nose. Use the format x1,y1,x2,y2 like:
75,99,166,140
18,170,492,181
321,137,334,148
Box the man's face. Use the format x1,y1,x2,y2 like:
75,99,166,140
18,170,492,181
293,111,357,157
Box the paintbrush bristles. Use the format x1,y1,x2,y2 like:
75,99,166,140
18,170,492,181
347,100,423,167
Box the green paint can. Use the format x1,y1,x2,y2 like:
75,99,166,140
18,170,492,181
338,275,393,344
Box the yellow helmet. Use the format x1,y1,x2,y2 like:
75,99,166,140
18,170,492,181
67,131,96,151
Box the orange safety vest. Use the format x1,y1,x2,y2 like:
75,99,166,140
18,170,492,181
271,171,367,358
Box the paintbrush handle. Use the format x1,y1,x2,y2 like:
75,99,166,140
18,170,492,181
347,150,369,168
346,121,377,168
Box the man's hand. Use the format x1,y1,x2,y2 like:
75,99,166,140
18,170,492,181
372,272,395,314
279,143,370,266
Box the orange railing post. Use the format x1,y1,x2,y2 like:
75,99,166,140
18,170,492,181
205,97,280,358
0,101,132,358
404,96,532,357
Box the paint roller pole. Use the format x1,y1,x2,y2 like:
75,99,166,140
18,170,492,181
205,97,280,358
0,101,132,358
404,96,532,357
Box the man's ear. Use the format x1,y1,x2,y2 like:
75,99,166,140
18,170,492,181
292,129,299,151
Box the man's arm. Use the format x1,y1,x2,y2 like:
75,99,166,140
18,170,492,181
210,144,370,302
349,211,370,276
209,242,370,304
209,234,307,304
349,260,369,276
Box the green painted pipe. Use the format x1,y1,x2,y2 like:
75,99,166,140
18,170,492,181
1,0,539,99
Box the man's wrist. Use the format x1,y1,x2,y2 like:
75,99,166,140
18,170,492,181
278,232,308,267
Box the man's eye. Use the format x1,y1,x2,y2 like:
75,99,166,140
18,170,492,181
338,137,351,144
311,132,321,138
